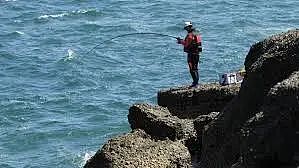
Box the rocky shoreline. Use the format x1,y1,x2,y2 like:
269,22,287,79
84,30,299,168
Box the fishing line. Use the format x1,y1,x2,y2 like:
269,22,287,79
85,32,177,55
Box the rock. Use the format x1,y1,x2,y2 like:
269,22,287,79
200,29,299,168
84,129,192,168
192,112,220,161
239,71,299,168
194,112,219,137
158,83,240,118
85,29,299,168
128,104,197,148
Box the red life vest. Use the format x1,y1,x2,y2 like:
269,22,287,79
184,33,202,54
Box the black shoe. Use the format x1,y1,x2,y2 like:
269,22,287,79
189,83,198,88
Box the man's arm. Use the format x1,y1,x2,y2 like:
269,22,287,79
178,34,193,47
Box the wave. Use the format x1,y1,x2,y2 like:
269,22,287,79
0,163,14,168
0,51,15,59
15,31,25,35
38,13,68,19
81,152,95,166
0,31,24,38
37,9,101,20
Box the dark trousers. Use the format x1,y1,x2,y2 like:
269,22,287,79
187,53,199,85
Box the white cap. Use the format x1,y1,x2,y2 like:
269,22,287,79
184,21,192,27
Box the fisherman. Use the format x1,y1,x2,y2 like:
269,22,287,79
177,21,202,87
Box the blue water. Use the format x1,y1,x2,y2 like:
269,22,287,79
0,0,298,167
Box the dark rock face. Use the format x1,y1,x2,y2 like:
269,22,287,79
158,83,240,118
240,71,299,168
200,30,299,168
128,103,203,156
128,104,196,142
194,112,219,138
84,129,192,168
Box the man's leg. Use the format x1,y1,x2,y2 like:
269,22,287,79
188,54,198,86
193,54,199,85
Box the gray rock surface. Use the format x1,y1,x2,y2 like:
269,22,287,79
85,87,232,168
84,129,192,168
199,29,299,168
158,83,240,118
128,104,196,143
194,112,219,138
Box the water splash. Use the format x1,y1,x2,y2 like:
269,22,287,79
80,151,95,167
64,49,76,61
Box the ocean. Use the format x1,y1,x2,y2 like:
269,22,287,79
0,0,298,167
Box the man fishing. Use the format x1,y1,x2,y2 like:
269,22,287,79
177,21,202,87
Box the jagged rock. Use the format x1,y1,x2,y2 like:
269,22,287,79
199,29,299,168
194,112,219,136
239,71,299,168
191,112,220,161
128,104,197,147
84,129,192,168
157,83,240,118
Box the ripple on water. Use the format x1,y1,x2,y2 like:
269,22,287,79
1,0,299,167
37,9,102,20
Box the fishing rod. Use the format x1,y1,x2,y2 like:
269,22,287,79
85,32,177,55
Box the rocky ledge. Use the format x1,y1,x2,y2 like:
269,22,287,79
85,29,299,168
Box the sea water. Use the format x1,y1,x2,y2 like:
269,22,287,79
0,0,298,167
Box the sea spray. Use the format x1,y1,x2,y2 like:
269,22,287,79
64,49,76,61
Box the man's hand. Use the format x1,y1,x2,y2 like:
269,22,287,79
176,37,182,44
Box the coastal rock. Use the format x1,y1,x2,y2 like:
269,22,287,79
199,29,299,168
158,83,240,118
192,111,220,160
84,129,192,168
239,71,299,167
194,112,219,137
85,86,230,168
85,29,299,168
128,104,197,149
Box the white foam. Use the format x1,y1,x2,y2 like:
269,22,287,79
80,151,95,167
74,9,97,15
15,31,24,35
76,9,89,14
38,9,96,20
64,49,76,61
84,152,94,162
14,20,22,23
38,13,68,19
86,21,98,25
